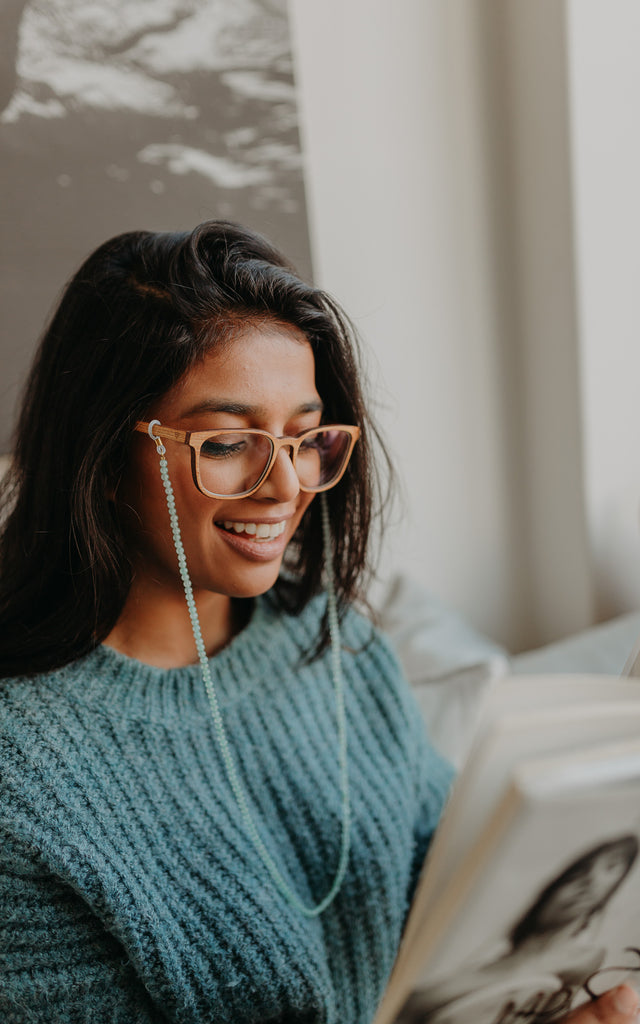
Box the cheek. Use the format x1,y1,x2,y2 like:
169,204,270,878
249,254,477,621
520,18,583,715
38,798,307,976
118,449,185,548
294,493,316,529
157,469,219,549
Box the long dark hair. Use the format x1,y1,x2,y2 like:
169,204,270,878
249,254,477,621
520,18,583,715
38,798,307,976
509,835,639,946
0,221,390,677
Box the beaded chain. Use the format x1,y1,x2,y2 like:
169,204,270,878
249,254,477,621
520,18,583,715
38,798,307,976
148,421,351,917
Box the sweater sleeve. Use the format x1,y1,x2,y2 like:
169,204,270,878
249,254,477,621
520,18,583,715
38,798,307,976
0,828,166,1024
396,655,455,901
341,607,455,898
410,710,454,888
343,608,455,903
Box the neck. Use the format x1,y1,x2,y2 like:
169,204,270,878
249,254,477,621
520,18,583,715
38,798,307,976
104,577,239,668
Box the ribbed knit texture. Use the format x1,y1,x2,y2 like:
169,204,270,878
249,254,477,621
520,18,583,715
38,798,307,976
0,592,452,1024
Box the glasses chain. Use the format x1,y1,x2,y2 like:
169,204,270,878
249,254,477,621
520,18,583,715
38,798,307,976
153,436,351,917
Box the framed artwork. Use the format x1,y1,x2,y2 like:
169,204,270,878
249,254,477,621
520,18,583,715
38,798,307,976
0,0,312,450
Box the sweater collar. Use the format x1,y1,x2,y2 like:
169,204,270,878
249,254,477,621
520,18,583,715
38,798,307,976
47,592,303,723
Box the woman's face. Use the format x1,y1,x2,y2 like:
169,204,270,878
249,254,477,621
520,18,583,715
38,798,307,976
535,845,633,930
119,323,320,601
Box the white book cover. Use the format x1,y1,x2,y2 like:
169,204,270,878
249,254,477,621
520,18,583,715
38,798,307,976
375,676,640,1024
399,677,640,963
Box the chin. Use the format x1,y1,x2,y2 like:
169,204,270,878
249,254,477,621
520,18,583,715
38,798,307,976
212,566,284,601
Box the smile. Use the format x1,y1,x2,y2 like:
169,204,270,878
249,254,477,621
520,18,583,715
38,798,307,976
217,521,287,540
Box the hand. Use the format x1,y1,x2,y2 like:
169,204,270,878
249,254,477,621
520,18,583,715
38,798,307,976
565,986,640,1024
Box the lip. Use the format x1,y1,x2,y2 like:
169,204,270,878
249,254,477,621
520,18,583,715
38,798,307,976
216,516,292,526
214,521,291,562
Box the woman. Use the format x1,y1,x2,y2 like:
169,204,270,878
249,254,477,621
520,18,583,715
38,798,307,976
0,222,635,1024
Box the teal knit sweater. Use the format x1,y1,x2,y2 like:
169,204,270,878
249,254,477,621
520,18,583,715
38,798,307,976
0,593,452,1024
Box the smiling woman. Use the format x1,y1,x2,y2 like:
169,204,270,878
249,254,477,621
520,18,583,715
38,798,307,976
108,326,324,665
0,222,632,1024
0,220,454,1023
0,223,373,676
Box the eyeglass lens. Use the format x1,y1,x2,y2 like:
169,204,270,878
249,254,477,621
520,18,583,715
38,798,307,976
198,428,353,496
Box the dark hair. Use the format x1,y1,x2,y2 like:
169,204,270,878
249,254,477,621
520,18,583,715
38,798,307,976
509,834,639,946
0,221,389,677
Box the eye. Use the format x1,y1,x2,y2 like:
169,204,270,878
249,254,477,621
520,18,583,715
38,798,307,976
299,429,335,454
200,438,248,460
299,434,323,452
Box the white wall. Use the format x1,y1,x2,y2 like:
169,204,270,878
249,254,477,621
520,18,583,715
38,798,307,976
289,0,530,649
493,0,596,643
567,0,640,621
289,0,640,651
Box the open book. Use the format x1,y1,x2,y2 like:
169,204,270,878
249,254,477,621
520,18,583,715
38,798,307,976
374,673,640,1024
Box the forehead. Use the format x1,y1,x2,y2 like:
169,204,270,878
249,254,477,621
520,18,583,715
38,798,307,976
155,323,319,420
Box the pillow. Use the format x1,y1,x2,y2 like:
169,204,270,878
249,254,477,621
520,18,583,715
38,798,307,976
377,575,509,767
511,611,640,677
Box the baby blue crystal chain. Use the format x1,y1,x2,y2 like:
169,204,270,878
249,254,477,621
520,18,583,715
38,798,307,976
149,422,351,917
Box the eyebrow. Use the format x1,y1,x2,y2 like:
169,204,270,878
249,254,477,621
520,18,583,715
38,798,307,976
181,399,324,418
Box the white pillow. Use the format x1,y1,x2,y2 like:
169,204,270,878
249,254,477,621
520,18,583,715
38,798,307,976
511,611,640,677
377,575,509,767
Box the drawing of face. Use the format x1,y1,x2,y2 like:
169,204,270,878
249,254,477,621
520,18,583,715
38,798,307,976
535,844,634,930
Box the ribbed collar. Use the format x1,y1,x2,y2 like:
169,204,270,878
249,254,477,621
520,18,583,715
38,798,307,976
44,593,315,724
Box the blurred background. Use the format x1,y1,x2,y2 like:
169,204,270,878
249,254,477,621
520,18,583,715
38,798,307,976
1,0,639,653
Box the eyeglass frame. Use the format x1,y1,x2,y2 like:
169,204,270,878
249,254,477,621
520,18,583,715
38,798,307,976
134,419,361,499
582,947,640,1001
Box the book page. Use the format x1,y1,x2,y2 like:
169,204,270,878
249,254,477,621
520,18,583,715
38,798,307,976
401,689,640,956
478,675,640,725
378,739,640,1024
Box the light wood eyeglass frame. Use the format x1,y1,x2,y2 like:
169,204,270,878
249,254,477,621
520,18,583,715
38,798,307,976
135,420,361,499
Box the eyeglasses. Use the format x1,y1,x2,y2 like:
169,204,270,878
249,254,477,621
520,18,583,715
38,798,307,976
582,947,640,1000
135,420,360,499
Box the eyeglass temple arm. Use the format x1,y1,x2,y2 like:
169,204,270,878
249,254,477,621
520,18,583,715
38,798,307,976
135,422,360,445
134,421,189,443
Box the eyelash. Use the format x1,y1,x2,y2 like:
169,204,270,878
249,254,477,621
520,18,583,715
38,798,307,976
200,441,247,460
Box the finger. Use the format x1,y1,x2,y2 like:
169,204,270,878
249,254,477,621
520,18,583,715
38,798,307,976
567,986,640,1024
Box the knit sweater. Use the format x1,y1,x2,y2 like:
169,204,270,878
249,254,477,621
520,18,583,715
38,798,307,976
0,592,452,1024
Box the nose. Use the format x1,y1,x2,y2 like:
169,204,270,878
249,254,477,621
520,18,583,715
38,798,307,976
255,446,301,502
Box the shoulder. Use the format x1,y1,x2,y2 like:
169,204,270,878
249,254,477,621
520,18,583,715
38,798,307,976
0,670,66,853
339,602,414,710
264,589,404,680
0,666,65,774
0,657,103,810
0,655,88,718
270,591,426,733
0,669,56,739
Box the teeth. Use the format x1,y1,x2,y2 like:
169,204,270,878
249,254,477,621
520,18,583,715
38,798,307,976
221,521,286,540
